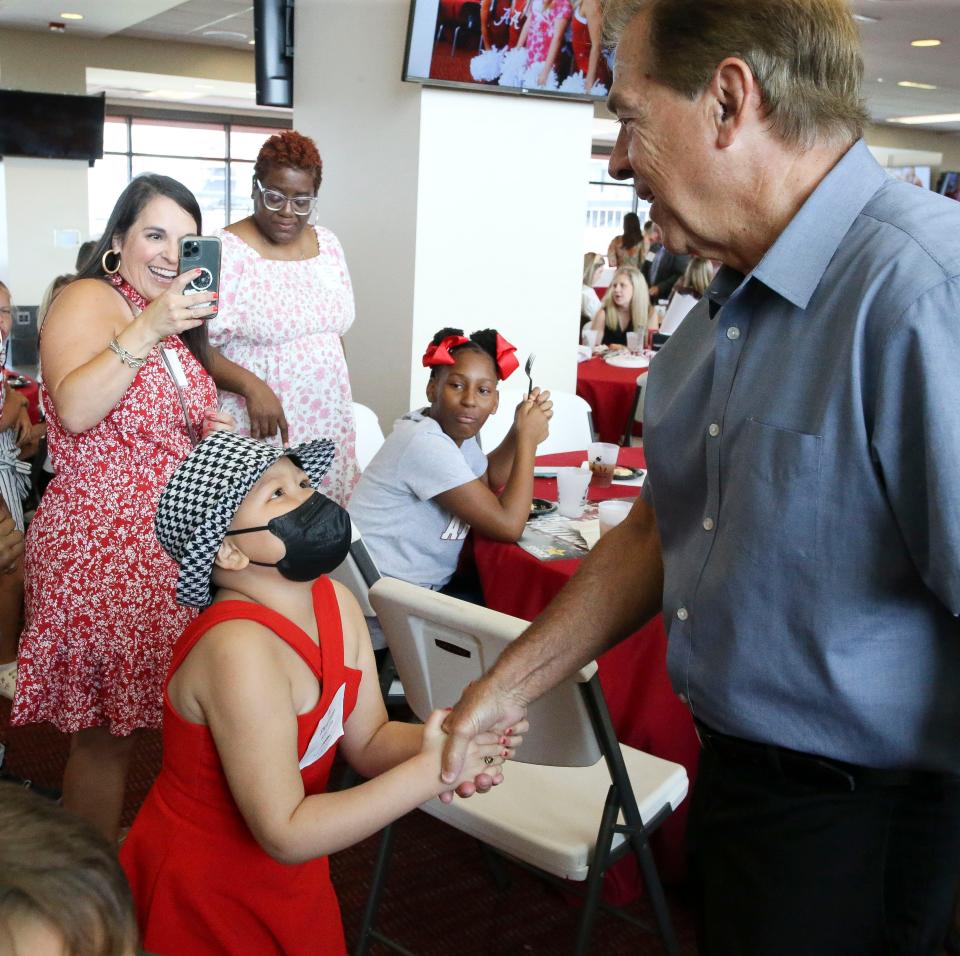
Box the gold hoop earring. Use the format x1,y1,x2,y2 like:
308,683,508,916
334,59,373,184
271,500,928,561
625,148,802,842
102,249,121,275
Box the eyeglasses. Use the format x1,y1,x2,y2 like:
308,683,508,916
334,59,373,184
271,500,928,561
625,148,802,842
253,177,317,216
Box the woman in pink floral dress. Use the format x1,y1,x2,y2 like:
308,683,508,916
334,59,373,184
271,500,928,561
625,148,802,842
516,0,572,87
13,175,227,842
208,130,360,505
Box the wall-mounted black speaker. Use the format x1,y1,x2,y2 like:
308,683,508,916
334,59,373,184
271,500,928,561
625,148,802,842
254,0,294,108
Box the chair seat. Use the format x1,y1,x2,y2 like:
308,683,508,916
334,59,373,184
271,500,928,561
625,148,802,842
420,746,688,881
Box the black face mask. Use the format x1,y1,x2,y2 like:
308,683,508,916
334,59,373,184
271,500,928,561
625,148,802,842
226,492,352,582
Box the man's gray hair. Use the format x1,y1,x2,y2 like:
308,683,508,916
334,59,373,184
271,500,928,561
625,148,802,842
604,0,868,149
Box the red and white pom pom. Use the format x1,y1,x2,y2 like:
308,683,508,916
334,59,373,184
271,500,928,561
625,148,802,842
498,47,530,87
470,46,506,82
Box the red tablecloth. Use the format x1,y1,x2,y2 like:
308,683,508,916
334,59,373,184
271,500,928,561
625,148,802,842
576,356,646,444
473,449,699,901
4,369,41,425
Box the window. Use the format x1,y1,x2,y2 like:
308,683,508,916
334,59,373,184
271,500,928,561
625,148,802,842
584,156,649,257
88,116,287,238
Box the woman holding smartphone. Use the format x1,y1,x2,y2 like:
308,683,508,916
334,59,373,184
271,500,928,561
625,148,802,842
11,174,232,843
208,130,361,505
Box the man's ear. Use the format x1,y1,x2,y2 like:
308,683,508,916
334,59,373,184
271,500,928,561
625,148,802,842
709,57,756,149
214,537,250,572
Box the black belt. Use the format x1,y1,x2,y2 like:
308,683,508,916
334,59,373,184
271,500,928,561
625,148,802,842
694,721,942,793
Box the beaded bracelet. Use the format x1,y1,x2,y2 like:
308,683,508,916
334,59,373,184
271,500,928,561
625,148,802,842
108,337,148,370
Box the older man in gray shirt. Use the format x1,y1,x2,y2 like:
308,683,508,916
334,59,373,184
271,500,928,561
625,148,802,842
441,1,960,953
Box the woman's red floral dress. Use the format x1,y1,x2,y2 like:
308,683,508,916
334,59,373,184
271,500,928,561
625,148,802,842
12,334,217,736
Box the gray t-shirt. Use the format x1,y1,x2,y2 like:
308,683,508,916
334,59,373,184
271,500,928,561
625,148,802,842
347,409,488,589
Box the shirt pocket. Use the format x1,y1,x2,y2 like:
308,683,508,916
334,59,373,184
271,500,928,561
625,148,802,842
723,417,822,567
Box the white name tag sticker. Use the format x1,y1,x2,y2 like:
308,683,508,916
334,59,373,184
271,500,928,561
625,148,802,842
162,348,189,387
299,683,346,770
644,251,656,263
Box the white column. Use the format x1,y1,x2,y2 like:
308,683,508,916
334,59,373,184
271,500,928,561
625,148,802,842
295,0,591,427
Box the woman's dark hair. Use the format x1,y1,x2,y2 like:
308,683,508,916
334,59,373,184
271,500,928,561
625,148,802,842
77,174,212,373
621,212,643,249
429,327,503,379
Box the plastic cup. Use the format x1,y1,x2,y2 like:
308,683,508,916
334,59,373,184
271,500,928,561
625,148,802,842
582,328,600,348
556,467,592,518
626,331,640,352
587,441,619,487
598,499,633,536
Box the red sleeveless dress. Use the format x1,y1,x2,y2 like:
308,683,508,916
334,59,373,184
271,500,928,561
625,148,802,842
120,577,362,956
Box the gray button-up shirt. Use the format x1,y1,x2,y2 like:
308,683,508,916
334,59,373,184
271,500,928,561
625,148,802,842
643,139,960,771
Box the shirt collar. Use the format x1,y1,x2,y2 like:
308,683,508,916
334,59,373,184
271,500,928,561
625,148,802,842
750,139,889,310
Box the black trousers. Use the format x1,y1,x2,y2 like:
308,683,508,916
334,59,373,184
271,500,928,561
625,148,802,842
688,729,960,956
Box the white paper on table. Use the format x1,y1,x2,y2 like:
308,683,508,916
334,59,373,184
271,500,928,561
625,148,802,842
570,518,601,551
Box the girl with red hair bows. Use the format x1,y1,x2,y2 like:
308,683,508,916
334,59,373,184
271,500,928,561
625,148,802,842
348,328,552,595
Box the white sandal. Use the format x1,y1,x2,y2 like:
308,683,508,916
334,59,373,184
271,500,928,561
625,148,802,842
0,664,17,701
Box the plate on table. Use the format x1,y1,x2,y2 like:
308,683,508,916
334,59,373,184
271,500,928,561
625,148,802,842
529,498,558,518
603,351,650,369
612,465,643,482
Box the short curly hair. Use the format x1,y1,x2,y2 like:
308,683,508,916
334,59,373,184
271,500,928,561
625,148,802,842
254,130,323,192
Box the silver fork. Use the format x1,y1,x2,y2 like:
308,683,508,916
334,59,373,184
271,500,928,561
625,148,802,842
525,353,536,397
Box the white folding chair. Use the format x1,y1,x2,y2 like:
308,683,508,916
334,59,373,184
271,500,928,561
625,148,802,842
356,577,687,956
352,402,385,471
478,389,594,455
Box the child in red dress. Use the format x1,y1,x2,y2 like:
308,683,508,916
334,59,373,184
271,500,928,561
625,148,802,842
120,432,521,955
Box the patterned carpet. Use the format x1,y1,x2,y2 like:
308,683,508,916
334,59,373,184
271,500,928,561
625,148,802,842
0,697,698,955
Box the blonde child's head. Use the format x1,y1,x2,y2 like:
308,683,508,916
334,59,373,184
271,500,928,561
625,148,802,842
0,784,137,956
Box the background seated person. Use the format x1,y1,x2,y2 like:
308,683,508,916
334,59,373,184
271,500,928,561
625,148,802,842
658,257,717,336
590,266,650,348
581,252,604,330
348,329,551,594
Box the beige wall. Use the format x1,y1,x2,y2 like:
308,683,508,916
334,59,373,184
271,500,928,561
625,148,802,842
0,28,253,92
866,123,960,179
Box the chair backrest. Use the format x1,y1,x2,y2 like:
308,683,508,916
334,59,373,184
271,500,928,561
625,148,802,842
478,389,593,456
369,576,601,767
621,373,648,447
352,402,385,471
329,525,381,617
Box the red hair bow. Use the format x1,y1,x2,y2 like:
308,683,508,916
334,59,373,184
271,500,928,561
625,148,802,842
493,333,519,380
422,334,471,368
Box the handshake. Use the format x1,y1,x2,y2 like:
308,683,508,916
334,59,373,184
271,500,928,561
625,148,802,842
428,678,530,804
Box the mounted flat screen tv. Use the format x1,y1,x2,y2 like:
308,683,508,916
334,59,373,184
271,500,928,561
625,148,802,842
403,0,614,101
0,90,105,162
936,171,960,202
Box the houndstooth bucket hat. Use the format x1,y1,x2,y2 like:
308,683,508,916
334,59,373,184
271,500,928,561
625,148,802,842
155,431,337,608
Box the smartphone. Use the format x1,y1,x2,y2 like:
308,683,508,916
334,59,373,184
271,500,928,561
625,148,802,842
178,235,221,310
